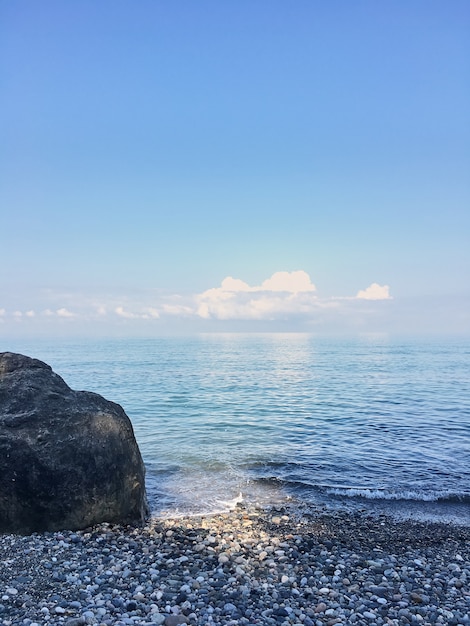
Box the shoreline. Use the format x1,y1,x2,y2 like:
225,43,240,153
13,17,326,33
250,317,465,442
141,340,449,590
1,505,469,626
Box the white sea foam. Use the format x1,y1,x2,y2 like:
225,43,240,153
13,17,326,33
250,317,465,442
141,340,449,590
216,491,244,510
326,487,470,502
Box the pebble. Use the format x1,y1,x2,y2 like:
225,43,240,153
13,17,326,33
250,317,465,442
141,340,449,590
0,505,469,626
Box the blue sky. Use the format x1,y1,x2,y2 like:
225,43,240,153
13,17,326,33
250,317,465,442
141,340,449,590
1,1,469,336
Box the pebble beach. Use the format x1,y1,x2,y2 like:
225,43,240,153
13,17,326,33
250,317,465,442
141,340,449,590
1,505,469,626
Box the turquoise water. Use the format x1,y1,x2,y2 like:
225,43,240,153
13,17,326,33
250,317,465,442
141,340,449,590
4,334,470,524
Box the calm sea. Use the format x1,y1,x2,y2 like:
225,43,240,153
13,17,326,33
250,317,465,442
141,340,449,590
5,334,470,525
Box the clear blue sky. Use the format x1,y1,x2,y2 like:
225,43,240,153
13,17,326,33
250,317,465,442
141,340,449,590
1,1,469,336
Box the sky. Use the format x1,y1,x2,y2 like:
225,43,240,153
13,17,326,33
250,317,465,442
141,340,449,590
1,0,469,337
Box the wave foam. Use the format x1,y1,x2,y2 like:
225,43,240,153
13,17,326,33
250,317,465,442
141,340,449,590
326,487,470,503
216,491,244,510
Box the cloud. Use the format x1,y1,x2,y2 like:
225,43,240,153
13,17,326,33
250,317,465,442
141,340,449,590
142,307,160,319
0,271,395,333
220,277,252,292
196,271,318,320
260,270,316,293
195,272,394,322
162,303,194,316
2,309,36,318
115,306,160,319
356,283,392,300
115,306,138,319
216,270,316,294
57,307,76,318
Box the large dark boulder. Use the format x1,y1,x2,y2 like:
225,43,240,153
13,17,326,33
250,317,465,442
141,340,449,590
0,352,149,534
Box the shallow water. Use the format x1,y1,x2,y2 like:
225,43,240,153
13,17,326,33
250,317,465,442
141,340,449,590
5,334,470,524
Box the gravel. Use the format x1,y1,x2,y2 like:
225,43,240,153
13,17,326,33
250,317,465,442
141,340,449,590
0,505,469,626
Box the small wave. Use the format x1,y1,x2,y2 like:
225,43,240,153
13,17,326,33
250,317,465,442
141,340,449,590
326,487,470,503
216,491,244,510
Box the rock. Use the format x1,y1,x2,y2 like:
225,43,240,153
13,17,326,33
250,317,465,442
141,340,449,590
0,352,148,534
164,616,189,626
65,619,86,626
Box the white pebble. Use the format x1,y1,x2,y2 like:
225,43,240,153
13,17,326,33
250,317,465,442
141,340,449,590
5,588,18,595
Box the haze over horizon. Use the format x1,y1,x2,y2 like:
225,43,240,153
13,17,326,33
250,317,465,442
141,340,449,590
2,1,469,337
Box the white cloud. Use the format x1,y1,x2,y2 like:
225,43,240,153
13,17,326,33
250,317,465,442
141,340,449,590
142,307,160,319
162,303,194,316
217,271,316,294
115,306,160,320
0,272,394,332
57,307,76,318
195,272,395,322
115,306,138,319
196,271,318,320
356,283,392,300
260,270,316,293
221,277,252,292
9,309,36,318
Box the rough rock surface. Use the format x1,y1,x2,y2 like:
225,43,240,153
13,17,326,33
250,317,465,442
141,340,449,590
0,352,148,534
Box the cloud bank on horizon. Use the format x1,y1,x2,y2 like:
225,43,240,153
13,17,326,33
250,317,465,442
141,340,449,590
0,270,393,330
197,271,320,320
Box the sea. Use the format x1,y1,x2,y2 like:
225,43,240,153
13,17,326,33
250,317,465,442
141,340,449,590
4,334,470,525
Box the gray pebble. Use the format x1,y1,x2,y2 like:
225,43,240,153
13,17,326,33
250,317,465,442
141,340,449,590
0,506,468,626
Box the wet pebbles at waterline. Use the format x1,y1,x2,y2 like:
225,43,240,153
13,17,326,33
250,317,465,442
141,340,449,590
1,505,469,626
